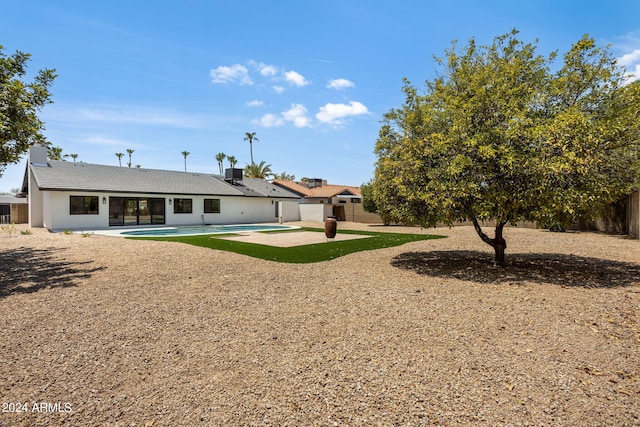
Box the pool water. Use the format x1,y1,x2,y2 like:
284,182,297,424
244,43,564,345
121,224,296,237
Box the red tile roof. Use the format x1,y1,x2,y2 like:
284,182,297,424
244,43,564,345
272,180,361,198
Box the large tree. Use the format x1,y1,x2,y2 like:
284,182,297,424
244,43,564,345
0,46,56,176
372,30,640,265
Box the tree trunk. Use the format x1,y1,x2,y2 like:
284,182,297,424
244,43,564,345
471,218,508,266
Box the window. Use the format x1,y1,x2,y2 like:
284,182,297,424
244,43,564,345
204,198,220,213
173,198,192,214
70,196,99,215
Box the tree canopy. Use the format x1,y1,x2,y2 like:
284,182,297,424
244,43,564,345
372,30,640,265
0,46,56,176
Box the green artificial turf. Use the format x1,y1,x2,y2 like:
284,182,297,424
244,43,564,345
129,227,446,263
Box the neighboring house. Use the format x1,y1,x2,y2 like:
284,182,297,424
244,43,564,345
0,195,28,224
22,145,299,231
273,179,380,223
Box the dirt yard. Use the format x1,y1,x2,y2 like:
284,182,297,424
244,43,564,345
1,222,638,426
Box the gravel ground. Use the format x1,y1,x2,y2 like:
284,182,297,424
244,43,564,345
0,222,639,426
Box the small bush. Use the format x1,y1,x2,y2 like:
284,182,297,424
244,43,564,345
1,223,17,237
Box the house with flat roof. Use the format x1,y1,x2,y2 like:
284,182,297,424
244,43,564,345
22,145,300,231
0,195,28,224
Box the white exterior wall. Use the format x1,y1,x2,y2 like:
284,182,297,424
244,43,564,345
28,168,44,227
45,191,108,230
42,191,55,230
299,204,333,222
280,201,301,222
190,195,280,225
40,191,286,231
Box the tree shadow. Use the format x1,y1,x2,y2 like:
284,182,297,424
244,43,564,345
0,246,105,298
390,250,640,288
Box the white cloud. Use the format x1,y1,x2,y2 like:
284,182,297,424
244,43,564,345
284,70,310,87
253,113,284,128
255,101,368,129
246,100,264,107
327,78,355,90
618,49,640,83
210,64,253,85
626,63,640,83
248,60,279,77
614,33,640,84
316,101,369,126
212,61,312,89
618,49,640,66
282,104,311,128
253,104,311,128
260,64,278,77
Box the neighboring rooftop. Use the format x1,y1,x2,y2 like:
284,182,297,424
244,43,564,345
273,179,361,199
0,196,28,204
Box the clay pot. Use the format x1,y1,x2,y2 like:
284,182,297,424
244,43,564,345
324,216,337,239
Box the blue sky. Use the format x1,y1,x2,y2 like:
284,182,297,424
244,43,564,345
2,0,640,192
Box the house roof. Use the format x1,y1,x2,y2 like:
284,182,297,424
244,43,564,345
272,179,361,198
271,180,313,196
237,177,301,198
0,196,28,204
28,161,299,198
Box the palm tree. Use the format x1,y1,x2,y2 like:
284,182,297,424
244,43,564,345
227,155,237,168
64,153,78,162
182,151,190,172
244,160,273,179
48,146,63,160
243,132,259,165
126,149,134,167
215,152,226,175
115,152,124,166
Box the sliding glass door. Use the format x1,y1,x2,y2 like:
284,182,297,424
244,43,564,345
149,198,165,224
124,198,139,225
109,197,124,226
109,197,165,226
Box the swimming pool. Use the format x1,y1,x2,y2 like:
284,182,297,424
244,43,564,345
118,224,298,237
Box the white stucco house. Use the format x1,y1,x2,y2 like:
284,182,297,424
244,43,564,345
22,145,300,231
